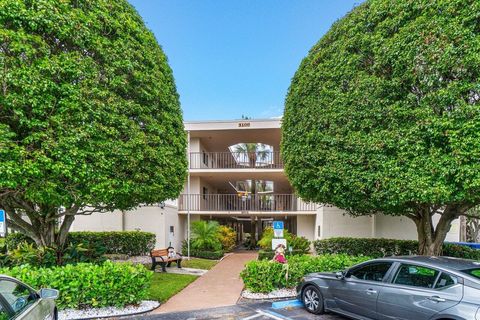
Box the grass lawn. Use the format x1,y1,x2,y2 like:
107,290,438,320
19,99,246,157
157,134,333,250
148,272,198,302
182,258,218,270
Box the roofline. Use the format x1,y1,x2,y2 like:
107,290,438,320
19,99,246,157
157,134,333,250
184,118,282,125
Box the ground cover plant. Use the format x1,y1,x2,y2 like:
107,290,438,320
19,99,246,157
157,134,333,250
148,272,198,302
241,254,370,293
182,258,218,270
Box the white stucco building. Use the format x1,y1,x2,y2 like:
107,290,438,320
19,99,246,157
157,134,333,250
71,118,460,249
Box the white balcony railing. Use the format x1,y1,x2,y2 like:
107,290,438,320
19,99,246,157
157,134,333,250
178,194,316,212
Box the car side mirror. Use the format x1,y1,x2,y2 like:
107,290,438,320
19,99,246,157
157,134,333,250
335,271,345,279
39,288,59,300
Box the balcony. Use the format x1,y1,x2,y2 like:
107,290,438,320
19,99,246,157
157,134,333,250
178,194,316,212
189,151,283,169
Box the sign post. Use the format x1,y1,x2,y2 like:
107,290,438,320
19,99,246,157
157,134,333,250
272,220,286,250
273,220,284,238
0,210,6,238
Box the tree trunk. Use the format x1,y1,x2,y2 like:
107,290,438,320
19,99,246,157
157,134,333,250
413,205,461,256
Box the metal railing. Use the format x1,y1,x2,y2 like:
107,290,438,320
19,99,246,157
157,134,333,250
189,151,283,169
178,194,316,212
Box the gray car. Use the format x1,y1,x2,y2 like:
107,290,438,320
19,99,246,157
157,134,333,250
297,256,480,320
0,275,58,320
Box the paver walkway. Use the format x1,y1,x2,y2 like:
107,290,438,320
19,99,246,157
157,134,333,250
154,251,258,313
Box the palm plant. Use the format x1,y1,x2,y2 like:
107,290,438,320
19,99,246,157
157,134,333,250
191,221,222,251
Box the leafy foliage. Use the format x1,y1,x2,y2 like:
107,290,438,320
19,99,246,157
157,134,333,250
241,254,370,293
67,231,155,256
0,0,187,247
314,237,480,260
258,227,310,252
181,245,224,260
217,225,237,252
191,221,222,251
0,261,151,309
257,249,305,260
282,0,480,255
6,231,155,257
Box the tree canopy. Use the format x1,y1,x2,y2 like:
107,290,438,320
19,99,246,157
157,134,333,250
0,0,187,246
282,0,480,255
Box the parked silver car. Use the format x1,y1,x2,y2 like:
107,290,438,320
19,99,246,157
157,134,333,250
0,275,58,320
297,256,480,320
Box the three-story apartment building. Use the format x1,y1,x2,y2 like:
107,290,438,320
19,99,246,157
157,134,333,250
72,118,460,249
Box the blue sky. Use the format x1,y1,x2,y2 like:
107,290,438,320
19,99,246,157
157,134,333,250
128,0,363,121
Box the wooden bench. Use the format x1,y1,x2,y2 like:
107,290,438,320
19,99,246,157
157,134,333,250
150,247,182,272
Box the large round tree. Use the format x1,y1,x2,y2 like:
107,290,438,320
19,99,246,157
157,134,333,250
282,0,480,255
0,0,187,247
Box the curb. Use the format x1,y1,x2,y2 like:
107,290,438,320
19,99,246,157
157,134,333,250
61,302,161,320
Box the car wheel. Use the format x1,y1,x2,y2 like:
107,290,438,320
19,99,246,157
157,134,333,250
302,285,324,314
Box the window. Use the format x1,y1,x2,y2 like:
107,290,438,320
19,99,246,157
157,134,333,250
393,264,439,288
434,273,458,289
0,280,38,316
0,305,8,320
347,262,393,282
462,268,480,279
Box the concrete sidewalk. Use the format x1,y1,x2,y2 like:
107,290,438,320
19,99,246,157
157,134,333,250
153,251,257,313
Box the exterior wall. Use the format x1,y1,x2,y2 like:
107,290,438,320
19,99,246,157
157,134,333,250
71,205,180,249
321,206,373,239
189,137,201,153
71,211,123,232
318,207,461,242
296,215,315,241
373,214,417,240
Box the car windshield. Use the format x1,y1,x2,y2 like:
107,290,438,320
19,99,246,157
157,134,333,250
461,268,480,279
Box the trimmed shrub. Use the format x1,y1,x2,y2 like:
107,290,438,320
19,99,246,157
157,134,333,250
241,254,370,293
314,237,480,260
6,233,33,251
258,249,306,260
181,245,224,260
218,225,236,252
258,227,310,253
67,231,155,256
6,231,156,256
0,261,152,309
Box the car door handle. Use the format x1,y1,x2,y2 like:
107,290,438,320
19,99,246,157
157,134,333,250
365,288,378,295
428,296,446,302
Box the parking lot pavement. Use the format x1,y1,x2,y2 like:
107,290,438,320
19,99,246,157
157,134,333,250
133,300,346,320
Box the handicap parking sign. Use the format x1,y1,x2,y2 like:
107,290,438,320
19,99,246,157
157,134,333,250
273,221,284,230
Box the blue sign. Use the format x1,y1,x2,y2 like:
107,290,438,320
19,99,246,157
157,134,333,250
0,210,5,234
273,221,284,230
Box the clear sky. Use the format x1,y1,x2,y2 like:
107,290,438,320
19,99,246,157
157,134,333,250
128,0,363,121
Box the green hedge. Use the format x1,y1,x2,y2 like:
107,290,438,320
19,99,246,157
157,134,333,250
241,254,370,293
314,237,480,260
0,261,151,309
181,248,224,260
6,231,156,256
257,249,306,260
6,233,32,251
68,231,155,256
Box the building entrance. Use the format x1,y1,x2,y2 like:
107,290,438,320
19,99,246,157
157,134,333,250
200,215,297,248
